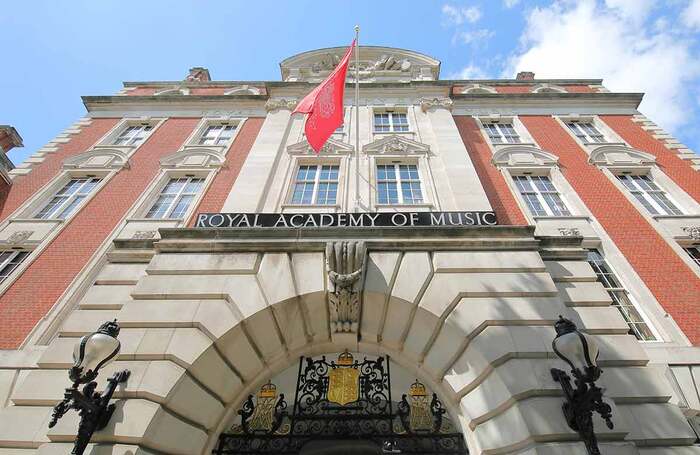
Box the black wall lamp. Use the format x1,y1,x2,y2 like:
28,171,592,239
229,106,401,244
551,315,614,455
48,320,130,455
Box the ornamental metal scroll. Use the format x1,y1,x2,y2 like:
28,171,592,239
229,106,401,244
213,352,468,455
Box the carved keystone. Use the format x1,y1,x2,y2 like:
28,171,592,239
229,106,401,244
325,241,366,335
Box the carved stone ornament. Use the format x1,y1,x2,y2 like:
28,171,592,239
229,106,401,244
363,135,430,155
131,231,156,240
419,97,453,113
265,98,298,112
682,226,700,240
558,228,581,237
325,241,366,334
371,54,412,72
5,230,33,244
287,137,354,156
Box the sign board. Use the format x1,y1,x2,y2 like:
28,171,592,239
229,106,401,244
195,211,498,228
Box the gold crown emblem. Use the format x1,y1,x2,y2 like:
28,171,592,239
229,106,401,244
258,380,277,399
337,350,354,366
409,380,427,397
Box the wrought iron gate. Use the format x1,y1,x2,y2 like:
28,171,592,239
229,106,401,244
214,352,468,454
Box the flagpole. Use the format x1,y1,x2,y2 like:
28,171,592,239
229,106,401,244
354,25,360,212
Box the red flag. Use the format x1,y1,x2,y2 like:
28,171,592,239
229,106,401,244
293,40,356,152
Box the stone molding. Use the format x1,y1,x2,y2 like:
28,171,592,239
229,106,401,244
363,135,430,155
492,145,559,167
287,137,354,156
419,97,453,112
588,145,656,167
265,98,297,112
160,146,226,169
632,114,700,171
682,226,700,240
63,147,130,170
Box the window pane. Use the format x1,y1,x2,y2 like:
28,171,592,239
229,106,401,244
377,182,398,204
0,251,29,283
542,193,571,216
649,192,682,215
57,195,86,219
170,195,194,218
316,182,338,205
146,194,175,218
685,247,700,266
162,178,187,194
35,196,68,219
183,178,204,194
587,249,656,341
401,181,423,204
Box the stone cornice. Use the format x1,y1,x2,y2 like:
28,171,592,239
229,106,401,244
125,225,540,253
122,78,604,88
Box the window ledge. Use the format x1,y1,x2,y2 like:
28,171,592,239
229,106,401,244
373,131,414,135
375,203,434,209
127,217,184,222
533,215,590,221
652,214,696,220
10,218,64,224
281,204,342,209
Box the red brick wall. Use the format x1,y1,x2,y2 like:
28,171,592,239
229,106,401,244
601,115,700,203
453,116,528,225
0,119,119,223
188,118,264,225
495,85,531,94
0,118,199,348
521,116,700,344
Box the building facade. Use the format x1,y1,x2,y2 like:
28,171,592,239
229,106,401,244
0,46,698,454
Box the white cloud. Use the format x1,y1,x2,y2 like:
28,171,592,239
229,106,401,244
450,63,489,79
454,28,495,45
682,0,700,28
604,0,655,24
442,4,482,25
504,0,700,133
504,0,520,8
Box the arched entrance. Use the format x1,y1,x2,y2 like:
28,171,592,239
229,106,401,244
212,351,468,454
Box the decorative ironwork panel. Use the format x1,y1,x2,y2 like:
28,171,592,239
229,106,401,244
214,352,467,455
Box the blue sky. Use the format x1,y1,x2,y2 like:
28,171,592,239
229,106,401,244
1,0,699,165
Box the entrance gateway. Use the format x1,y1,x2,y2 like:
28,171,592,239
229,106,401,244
213,352,467,454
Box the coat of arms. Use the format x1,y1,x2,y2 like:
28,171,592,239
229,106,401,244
327,351,360,406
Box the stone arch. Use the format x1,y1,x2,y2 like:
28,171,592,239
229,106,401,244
492,145,559,167
588,144,656,167
100,247,584,455
531,83,566,94
30,241,674,454
461,84,497,94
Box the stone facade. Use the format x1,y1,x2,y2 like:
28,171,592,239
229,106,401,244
0,46,697,454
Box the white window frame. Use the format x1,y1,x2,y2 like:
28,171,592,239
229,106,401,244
144,175,207,220
0,250,31,285
511,173,572,217
15,170,111,221
99,119,159,148
566,121,607,144
587,248,660,341
374,161,426,206
373,108,410,133
190,119,241,147
615,173,684,216
482,122,521,144
684,246,700,268
111,124,154,146
288,163,341,206
33,177,103,220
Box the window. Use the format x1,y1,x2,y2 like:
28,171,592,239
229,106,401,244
291,165,339,205
484,123,520,144
587,250,657,341
566,122,606,143
112,124,153,146
199,124,236,145
616,174,683,215
0,251,29,284
146,176,204,219
512,175,570,216
35,178,102,220
685,247,700,267
374,111,409,133
377,164,423,205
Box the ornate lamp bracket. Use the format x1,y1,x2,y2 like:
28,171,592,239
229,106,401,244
551,317,613,455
